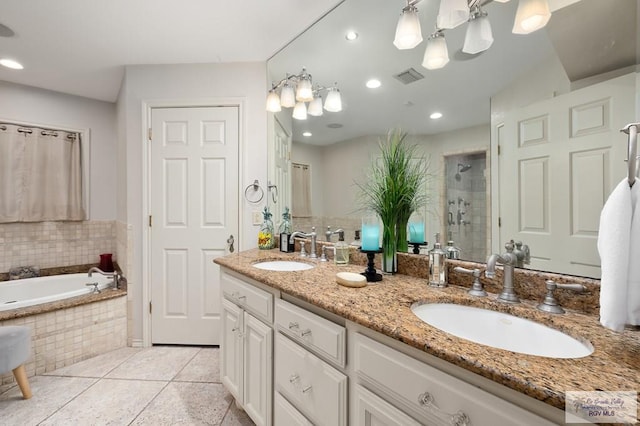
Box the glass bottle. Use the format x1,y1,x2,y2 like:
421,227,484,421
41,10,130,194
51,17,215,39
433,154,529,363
334,233,350,265
258,207,275,249
429,233,447,287
278,207,292,235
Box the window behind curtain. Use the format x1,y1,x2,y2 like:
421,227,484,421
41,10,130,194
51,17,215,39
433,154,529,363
0,124,85,222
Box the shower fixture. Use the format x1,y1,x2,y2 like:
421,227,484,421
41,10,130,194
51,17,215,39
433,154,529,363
455,163,472,181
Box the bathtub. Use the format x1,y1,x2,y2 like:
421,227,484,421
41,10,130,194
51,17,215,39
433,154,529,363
0,273,114,312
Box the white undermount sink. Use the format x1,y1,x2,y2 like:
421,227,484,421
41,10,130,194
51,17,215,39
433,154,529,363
411,303,593,359
252,260,314,272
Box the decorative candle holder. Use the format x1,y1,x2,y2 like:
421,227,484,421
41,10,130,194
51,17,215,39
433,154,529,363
359,248,383,282
409,241,428,255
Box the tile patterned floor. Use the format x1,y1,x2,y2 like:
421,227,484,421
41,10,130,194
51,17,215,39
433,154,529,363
0,346,255,426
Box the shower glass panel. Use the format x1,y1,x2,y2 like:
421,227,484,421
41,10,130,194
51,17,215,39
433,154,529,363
444,152,487,263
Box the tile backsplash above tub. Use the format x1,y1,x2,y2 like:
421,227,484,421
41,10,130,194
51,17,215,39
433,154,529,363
0,221,116,273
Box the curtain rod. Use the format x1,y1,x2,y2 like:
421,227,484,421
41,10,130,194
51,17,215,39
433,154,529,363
0,122,79,140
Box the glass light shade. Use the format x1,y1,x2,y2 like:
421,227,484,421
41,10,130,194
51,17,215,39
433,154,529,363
292,101,307,120
463,14,494,54
265,90,281,112
512,0,551,34
422,33,449,70
280,83,296,108
296,77,314,102
307,96,323,116
324,88,342,112
393,7,423,50
437,0,470,29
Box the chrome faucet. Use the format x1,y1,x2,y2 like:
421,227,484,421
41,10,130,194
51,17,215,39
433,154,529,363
290,227,318,258
324,226,344,242
88,267,120,290
485,241,519,303
512,240,530,268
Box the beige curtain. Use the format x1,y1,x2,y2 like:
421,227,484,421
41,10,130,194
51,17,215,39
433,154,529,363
292,163,311,217
0,124,85,222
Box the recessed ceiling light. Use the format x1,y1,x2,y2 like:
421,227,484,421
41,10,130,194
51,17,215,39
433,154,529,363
366,79,381,89
302,131,312,137
430,112,443,119
0,58,23,70
345,31,358,41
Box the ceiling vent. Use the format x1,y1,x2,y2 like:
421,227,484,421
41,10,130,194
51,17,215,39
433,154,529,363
393,67,424,85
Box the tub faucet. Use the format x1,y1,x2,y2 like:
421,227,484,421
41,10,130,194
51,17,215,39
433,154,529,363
290,227,317,258
88,267,120,290
325,226,344,242
485,241,520,303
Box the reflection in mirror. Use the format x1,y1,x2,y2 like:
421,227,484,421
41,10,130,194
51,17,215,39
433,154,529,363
267,0,639,278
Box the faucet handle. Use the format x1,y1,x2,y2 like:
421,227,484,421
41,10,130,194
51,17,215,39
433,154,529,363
537,280,586,314
453,267,487,297
299,241,307,258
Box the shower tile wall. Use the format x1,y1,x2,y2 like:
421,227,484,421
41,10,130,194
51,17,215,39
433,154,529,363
0,221,117,273
445,153,487,263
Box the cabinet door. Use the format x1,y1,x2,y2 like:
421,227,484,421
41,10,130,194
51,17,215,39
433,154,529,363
221,298,243,403
274,392,313,426
244,312,273,426
353,385,421,426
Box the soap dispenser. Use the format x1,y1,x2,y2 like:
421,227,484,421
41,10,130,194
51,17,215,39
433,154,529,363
428,233,447,287
278,207,294,252
334,232,349,265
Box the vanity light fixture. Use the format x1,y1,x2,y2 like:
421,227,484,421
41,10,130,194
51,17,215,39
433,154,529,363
366,79,381,89
266,68,342,119
393,0,423,50
512,0,551,34
430,112,443,119
0,58,23,70
462,5,493,54
391,0,552,69
422,30,449,70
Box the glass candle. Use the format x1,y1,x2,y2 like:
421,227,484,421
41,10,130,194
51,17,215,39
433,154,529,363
408,212,425,243
361,214,380,251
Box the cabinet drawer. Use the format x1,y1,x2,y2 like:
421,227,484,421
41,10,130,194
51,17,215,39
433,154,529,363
274,392,313,426
221,271,273,323
353,384,421,426
352,333,555,426
275,299,346,367
275,333,347,426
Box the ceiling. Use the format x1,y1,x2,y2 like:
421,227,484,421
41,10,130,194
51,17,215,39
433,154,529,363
268,0,639,145
0,0,342,102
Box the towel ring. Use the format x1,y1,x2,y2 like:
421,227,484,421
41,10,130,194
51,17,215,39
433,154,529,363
244,180,264,204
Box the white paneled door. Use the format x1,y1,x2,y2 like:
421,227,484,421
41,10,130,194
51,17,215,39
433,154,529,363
498,74,635,278
150,106,239,345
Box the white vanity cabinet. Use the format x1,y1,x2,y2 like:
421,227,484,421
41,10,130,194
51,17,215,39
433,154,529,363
350,332,557,426
220,270,274,426
273,299,348,426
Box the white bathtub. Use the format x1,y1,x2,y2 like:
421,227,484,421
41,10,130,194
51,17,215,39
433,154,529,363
0,273,114,312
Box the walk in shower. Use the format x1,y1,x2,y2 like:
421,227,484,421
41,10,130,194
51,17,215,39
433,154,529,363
444,152,488,263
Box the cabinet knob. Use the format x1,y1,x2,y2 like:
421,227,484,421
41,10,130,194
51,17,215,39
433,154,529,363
289,374,299,384
288,322,299,330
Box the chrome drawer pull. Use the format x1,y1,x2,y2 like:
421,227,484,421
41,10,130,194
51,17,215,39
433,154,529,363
289,322,299,330
302,385,312,394
418,392,470,426
231,327,239,332
237,295,246,300
301,329,312,337
289,374,300,384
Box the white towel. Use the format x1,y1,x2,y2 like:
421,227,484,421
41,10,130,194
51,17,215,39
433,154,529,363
597,179,636,332
627,181,640,325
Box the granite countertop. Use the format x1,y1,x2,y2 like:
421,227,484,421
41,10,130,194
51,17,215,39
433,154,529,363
214,248,640,413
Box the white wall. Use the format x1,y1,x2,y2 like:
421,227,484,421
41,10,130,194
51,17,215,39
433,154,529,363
119,62,268,344
0,81,117,219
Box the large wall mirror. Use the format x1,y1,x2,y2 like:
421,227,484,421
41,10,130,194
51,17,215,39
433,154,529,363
267,0,639,279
